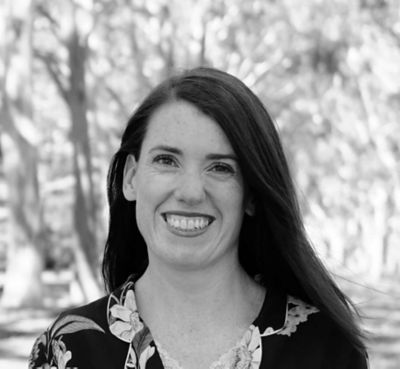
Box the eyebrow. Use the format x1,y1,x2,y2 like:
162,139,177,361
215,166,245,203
150,145,181,155
149,145,238,161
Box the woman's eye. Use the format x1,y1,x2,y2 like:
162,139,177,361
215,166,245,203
153,155,177,167
210,163,235,174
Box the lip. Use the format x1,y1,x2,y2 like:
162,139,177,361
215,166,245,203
162,211,215,220
161,211,215,237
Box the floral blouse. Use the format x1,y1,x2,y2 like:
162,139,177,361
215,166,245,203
29,276,368,369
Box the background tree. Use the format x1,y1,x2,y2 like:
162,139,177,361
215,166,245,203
35,0,101,300
0,0,399,309
0,0,45,307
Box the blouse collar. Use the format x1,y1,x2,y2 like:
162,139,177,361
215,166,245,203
106,275,321,369
107,275,288,343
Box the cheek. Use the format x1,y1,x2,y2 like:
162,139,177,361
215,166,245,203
134,199,149,238
135,171,168,202
133,178,156,230
134,174,172,224
213,182,246,217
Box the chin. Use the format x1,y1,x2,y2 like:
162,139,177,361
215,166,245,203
152,244,213,270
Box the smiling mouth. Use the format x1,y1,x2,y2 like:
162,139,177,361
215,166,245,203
162,213,215,232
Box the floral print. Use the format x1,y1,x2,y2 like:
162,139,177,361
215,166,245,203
106,280,265,369
107,282,155,368
277,296,319,337
30,278,365,369
109,289,144,342
239,325,262,368
213,325,262,369
157,324,262,369
51,337,72,369
29,314,105,368
139,345,156,369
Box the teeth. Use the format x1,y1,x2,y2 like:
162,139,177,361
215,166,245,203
181,218,187,230
165,214,211,231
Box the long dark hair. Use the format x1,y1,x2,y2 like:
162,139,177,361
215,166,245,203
102,67,365,352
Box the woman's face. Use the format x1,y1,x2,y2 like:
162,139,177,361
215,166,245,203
123,100,252,271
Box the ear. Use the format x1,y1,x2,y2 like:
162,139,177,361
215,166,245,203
245,194,255,217
122,154,138,201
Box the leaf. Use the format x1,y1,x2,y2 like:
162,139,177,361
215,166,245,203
131,326,153,358
125,346,137,369
50,314,105,338
109,292,122,306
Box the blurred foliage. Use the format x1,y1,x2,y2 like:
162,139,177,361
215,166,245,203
1,0,400,283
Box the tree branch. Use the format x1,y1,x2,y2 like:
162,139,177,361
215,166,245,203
36,51,69,102
35,3,63,41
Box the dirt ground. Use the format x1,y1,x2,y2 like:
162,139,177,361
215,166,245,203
0,307,60,368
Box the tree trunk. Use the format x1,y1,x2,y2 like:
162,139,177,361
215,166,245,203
0,0,45,307
65,16,101,300
34,1,102,301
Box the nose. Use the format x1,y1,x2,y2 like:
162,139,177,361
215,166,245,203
174,170,206,205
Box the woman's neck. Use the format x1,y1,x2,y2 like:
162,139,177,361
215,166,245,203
134,256,264,330
134,256,265,369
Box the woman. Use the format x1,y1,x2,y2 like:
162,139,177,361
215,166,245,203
29,67,368,369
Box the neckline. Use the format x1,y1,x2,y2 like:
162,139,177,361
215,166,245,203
147,279,267,368
154,322,259,369
107,277,275,368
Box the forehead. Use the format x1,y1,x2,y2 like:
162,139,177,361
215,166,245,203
141,100,234,154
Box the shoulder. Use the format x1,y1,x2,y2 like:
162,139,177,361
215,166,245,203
57,294,110,325
29,285,133,369
256,292,368,369
47,294,111,344
29,296,107,368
